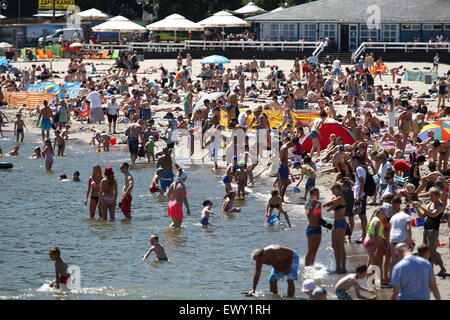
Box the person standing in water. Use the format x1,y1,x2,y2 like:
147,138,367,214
166,172,190,228
42,138,54,171
37,100,53,141
85,165,103,219
99,166,118,221
119,162,134,220
248,245,299,297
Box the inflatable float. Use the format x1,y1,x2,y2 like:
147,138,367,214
0,162,13,169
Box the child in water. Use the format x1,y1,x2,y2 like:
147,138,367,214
266,189,292,227
235,161,248,199
142,234,168,262
53,129,65,156
149,168,163,194
222,190,241,213
6,145,19,157
48,247,70,289
32,146,42,159
334,264,376,300
72,171,81,182
200,200,214,228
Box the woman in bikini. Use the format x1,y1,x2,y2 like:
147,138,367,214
266,189,291,227
363,208,388,272
85,165,103,218
167,172,191,228
324,183,348,274
42,138,54,171
99,166,118,221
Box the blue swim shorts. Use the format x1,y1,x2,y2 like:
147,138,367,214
333,219,347,230
128,137,139,155
268,251,299,281
336,288,353,300
159,172,174,190
278,165,289,180
308,131,318,139
41,118,51,131
306,226,322,237
200,217,209,225
305,177,316,190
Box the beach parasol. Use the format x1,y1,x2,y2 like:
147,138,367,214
0,15,6,19
146,14,204,40
0,42,12,48
69,42,85,48
300,123,355,152
193,92,226,112
198,11,250,36
200,55,230,65
234,2,267,16
270,7,284,13
418,120,450,142
92,15,147,41
77,8,110,21
307,56,319,63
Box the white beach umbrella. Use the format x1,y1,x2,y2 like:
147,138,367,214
92,16,147,41
270,7,284,13
234,2,267,16
69,42,85,48
147,14,204,40
197,11,251,28
0,42,12,48
77,8,110,21
0,15,6,19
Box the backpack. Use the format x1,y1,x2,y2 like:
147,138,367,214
361,166,376,197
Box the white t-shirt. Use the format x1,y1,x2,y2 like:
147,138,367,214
378,161,392,185
434,55,439,64
107,102,119,116
389,211,411,243
354,166,366,199
87,91,102,109
332,59,341,70
238,112,248,127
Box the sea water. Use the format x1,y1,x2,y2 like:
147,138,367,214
0,134,372,300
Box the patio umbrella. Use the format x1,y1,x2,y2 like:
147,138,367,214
0,42,12,48
198,11,250,37
69,42,85,48
418,120,450,142
200,55,230,65
147,13,204,40
234,2,267,16
0,15,6,19
92,15,147,41
77,8,110,21
307,56,319,63
270,7,284,13
193,92,226,112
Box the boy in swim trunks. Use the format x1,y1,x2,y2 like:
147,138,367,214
150,168,163,194
142,234,168,262
53,129,65,156
14,113,27,143
48,247,70,289
200,200,214,228
235,161,248,199
334,264,376,300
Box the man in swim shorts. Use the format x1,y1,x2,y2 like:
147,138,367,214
248,245,299,297
125,120,144,164
37,100,53,141
278,138,295,202
223,155,238,192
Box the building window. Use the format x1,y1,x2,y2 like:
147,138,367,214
319,24,337,42
402,24,420,31
444,25,450,30
360,25,379,42
280,24,297,41
423,24,442,30
299,23,318,41
380,24,399,42
262,24,280,41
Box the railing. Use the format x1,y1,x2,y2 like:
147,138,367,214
312,41,327,57
82,40,324,53
352,42,450,63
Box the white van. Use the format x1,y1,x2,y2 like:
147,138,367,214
38,28,84,45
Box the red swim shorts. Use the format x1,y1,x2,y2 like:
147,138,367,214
149,185,160,193
168,200,183,220
120,195,132,216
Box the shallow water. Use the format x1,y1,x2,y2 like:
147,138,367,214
0,133,377,300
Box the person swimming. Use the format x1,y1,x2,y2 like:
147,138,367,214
142,234,168,262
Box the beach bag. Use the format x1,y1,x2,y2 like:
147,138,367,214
363,167,376,197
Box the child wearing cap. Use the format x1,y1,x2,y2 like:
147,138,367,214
145,136,156,163
235,161,248,199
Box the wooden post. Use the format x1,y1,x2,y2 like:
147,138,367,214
52,0,56,22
